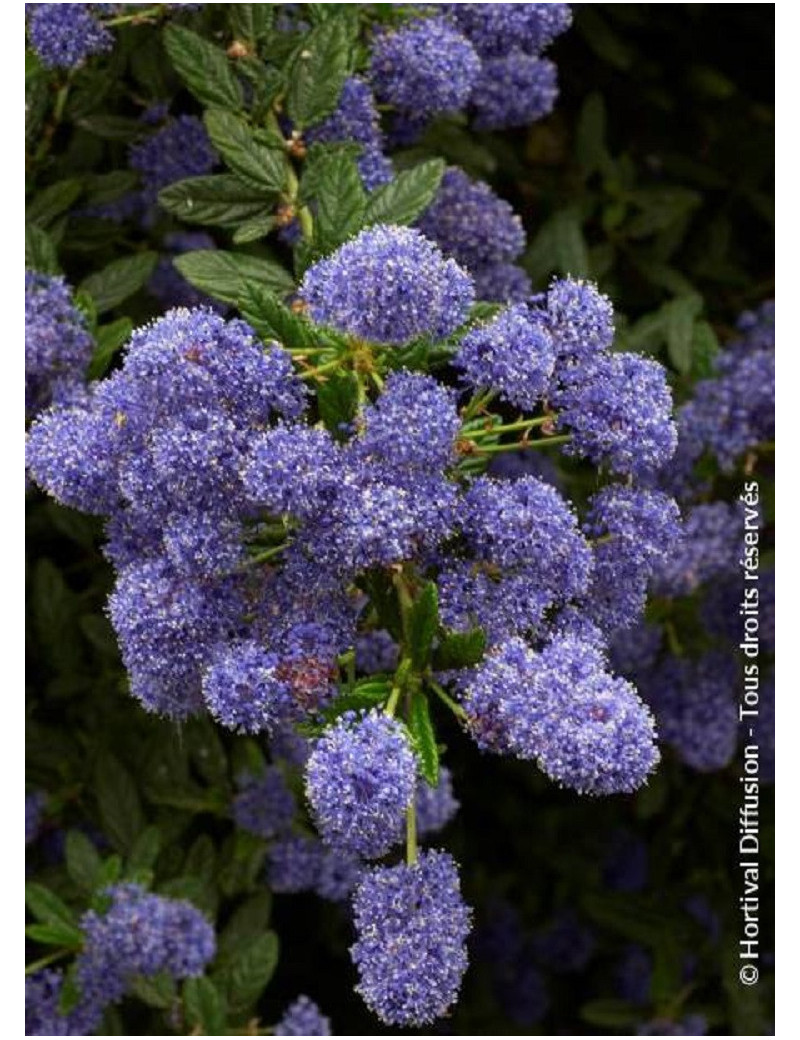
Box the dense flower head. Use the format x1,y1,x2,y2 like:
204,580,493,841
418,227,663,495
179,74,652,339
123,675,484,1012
609,621,663,678
370,17,481,116
582,486,682,632
438,562,553,645
299,224,474,344
541,276,616,363
305,710,415,858
356,371,461,473
27,3,113,69
355,628,398,675
472,260,533,303
25,968,104,1037
554,352,677,478
445,3,573,58
232,767,296,839
25,272,94,415
109,558,244,718
462,636,659,794
639,653,738,772
267,833,363,901
307,76,392,192
652,502,741,596
460,476,592,599
416,766,460,837
77,883,215,1009
350,850,472,1025
455,304,556,409
275,995,332,1036
471,53,559,130
417,167,526,271
243,423,343,519
129,115,217,204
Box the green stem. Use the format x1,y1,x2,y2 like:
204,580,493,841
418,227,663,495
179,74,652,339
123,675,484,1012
461,388,497,422
460,414,555,439
246,542,290,566
428,679,467,720
406,802,418,865
474,434,572,455
103,5,164,27
385,685,402,717
299,357,345,381
26,949,74,975
297,206,314,240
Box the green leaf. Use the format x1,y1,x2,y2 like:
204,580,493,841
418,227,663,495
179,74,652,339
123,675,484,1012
217,892,273,963
408,690,439,787
129,972,176,1010
524,208,590,282
218,831,268,898
25,882,78,930
27,179,83,228
316,371,360,441
690,320,720,379
184,835,217,882
214,931,279,1017
25,224,60,274
363,159,445,227
184,716,229,787
184,977,228,1036
79,253,157,313
286,18,351,128
88,318,132,380
627,187,702,239
580,999,639,1028
94,752,146,855
433,628,487,670
306,149,366,255
164,24,243,110
174,250,295,305
407,582,439,670
204,109,288,193
575,92,611,177
229,5,275,46
127,825,162,873
232,214,277,244
158,174,271,228
321,682,391,722
664,294,704,373
65,830,102,893
75,114,145,142
582,892,684,947
238,284,317,350
26,921,83,947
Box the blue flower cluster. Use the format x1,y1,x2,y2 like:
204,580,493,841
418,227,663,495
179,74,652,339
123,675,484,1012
461,636,660,794
307,76,393,192
129,114,217,207
25,883,215,1034
26,222,683,1027
25,272,93,416
275,995,332,1036
368,6,570,137
350,850,471,1025
27,3,113,70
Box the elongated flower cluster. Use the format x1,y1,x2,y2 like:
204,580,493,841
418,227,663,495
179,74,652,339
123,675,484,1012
350,850,472,1025
275,995,332,1036
25,272,93,416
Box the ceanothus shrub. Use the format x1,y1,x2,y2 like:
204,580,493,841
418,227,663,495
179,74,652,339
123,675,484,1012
26,3,765,1035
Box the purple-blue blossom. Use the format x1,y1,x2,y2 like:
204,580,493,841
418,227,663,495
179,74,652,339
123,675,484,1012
27,3,113,69
472,261,533,303
416,766,460,837
25,272,93,415
471,53,559,130
275,995,332,1036
446,3,573,58
417,167,526,271
554,352,677,478
369,18,481,116
129,115,217,205
350,850,472,1025
299,224,475,344
232,767,296,839
542,276,616,363
305,710,415,858
307,76,392,192
25,969,105,1036
455,304,556,409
